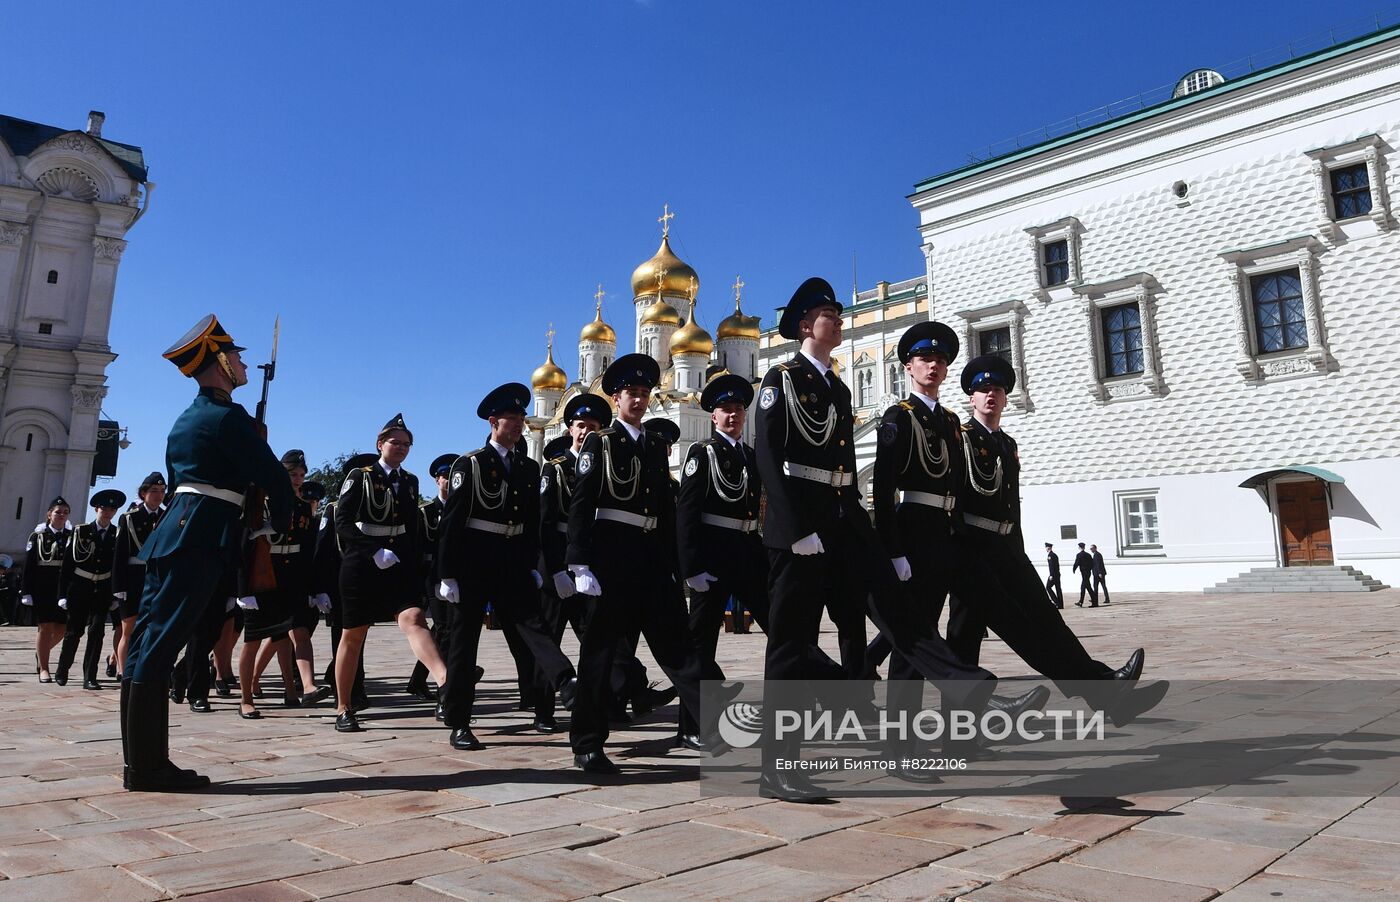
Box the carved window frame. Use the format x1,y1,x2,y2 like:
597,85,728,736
1304,134,1392,238
1220,235,1331,384
1073,273,1166,404
1025,216,1084,301
954,300,1030,411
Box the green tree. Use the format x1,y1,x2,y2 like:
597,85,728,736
307,450,364,504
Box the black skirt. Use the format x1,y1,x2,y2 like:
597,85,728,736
244,587,296,642
338,556,419,630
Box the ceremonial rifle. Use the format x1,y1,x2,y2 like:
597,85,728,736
242,316,279,594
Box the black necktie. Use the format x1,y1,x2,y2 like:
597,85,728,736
826,370,838,388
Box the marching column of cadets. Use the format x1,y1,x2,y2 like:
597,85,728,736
84,294,1163,796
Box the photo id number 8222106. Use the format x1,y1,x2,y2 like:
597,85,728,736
900,758,968,771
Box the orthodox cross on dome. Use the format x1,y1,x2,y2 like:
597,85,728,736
546,323,555,352
654,266,669,298
688,275,697,301
732,275,745,309
658,203,675,239
594,283,605,315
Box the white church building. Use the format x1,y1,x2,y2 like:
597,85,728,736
0,111,148,556
761,22,1400,591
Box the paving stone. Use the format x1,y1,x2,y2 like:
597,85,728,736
981,861,1217,902
297,817,501,863
67,827,200,865
750,829,959,882
417,848,658,900
585,821,783,875
159,807,352,851
126,839,353,896
196,791,357,819
855,806,1046,848
180,881,315,901
582,801,716,834
693,800,879,842
566,782,703,811
321,887,447,901
453,824,616,862
0,799,111,831
40,808,215,839
830,865,987,901
608,858,865,902
440,779,590,805
1134,799,1332,850
441,796,625,835
0,866,167,901
1067,830,1283,890
1318,804,1400,843
935,833,1079,880
1027,809,1144,844
0,839,111,879
0,775,125,807
306,789,482,825
1267,834,1400,892
1213,872,1397,900
285,849,475,896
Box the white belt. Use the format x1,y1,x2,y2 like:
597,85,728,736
38,560,62,568
964,513,1014,536
74,568,111,581
355,522,406,537
467,518,524,537
596,508,658,531
271,544,301,555
901,490,956,511
701,513,760,533
555,522,568,534
175,483,246,507
783,461,853,487
128,556,145,566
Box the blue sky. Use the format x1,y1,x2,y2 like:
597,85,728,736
5,0,1380,487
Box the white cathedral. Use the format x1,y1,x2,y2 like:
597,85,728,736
523,211,762,473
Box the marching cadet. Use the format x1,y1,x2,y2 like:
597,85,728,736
534,396,610,728
314,453,376,713
437,383,579,747
112,473,166,680
947,355,1163,723
123,315,294,791
22,498,73,683
565,354,710,775
755,281,1042,800
55,490,124,689
332,416,446,732
405,452,458,705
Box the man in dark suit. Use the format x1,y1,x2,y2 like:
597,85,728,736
1044,543,1063,608
1091,544,1111,605
1073,542,1097,607
124,314,294,791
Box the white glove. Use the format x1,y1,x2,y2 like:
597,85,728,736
791,533,825,556
113,591,127,601
250,524,276,539
373,548,400,569
552,571,576,598
531,570,543,589
235,596,259,611
20,594,33,606
225,597,236,612
891,556,912,582
58,598,68,610
438,579,460,605
685,572,717,592
570,565,602,596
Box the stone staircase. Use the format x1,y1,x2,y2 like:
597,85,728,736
1205,564,1389,593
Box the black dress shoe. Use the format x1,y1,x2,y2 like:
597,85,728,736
473,665,485,682
126,761,211,793
1114,648,1145,682
405,682,435,702
574,750,620,775
283,694,301,708
1107,680,1169,727
300,685,332,708
250,687,264,699
54,670,69,687
239,706,262,720
987,684,1051,719
449,728,484,750
83,679,102,691
169,684,186,703
534,716,559,734
892,762,944,783
631,685,678,716
189,698,212,712
214,679,232,698
557,677,578,711
106,658,117,678
335,710,361,732
435,701,446,722
674,733,709,752
1075,602,1083,607
758,770,829,802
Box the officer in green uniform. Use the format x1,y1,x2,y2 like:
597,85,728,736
122,315,294,792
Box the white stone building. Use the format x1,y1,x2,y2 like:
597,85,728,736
0,111,149,556
763,23,1400,591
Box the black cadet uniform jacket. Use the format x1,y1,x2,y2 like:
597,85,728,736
754,353,868,550
311,500,341,603
419,496,444,599
539,450,577,577
112,506,163,598
23,527,71,602
60,521,118,603
676,432,762,580
566,424,673,572
438,446,540,584
269,496,316,598
871,395,966,558
958,417,1024,547
334,465,422,585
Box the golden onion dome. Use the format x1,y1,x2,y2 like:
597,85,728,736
630,236,699,299
579,300,617,344
716,298,762,341
530,340,567,391
670,299,714,356
641,296,683,327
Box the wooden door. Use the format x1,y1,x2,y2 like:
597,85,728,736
1277,480,1333,566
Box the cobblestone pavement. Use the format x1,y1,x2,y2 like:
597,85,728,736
1,590,1398,900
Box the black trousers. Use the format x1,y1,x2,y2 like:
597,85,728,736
57,586,111,683
570,560,706,755
1093,574,1110,604
535,587,587,721
443,572,575,729
1046,573,1064,608
174,594,227,703
1078,572,1097,605
764,520,869,683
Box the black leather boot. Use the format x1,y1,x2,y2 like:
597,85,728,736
124,681,210,792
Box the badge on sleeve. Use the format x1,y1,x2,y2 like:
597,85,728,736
683,458,699,478
319,516,328,532
759,386,777,410
451,471,464,491
340,476,354,496
577,451,594,475
879,422,898,446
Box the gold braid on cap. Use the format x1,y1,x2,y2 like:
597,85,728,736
164,321,234,377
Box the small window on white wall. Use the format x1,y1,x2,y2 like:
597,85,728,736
1115,489,1162,555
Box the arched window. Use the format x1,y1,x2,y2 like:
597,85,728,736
888,362,906,398
46,270,58,284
